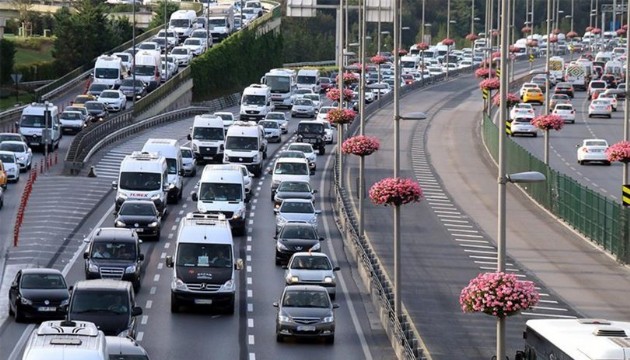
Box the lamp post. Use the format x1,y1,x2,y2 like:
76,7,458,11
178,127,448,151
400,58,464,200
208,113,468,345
545,0,551,116
446,0,451,79
132,2,137,107
358,0,367,237
421,0,426,42
337,0,345,185
44,101,50,171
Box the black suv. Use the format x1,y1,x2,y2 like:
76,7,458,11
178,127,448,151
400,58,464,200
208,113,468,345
83,227,144,291
67,279,143,338
296,121,326,155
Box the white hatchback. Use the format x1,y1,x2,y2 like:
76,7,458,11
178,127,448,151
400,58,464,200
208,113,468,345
0,151,19,181
510,117,538,137
97,90,127,112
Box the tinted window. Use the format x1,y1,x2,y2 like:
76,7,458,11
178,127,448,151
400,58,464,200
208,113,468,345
176,243,232,268
119,202,156,216
0,143,24,152
70,290,130,315
91,241,137,260
21,273,66,289
119,172,161,191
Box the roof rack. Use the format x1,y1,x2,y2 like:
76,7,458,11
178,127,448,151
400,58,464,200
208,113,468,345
130,151,160,160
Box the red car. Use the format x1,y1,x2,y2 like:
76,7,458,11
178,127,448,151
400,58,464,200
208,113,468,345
402,74,415,85
319,77,334,93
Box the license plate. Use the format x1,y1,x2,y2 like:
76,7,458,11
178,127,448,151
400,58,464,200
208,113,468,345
30,142,39,146
38,307,56,312
297,325,316,331
195,299,213,305
204,156,213,160
135,228,144,232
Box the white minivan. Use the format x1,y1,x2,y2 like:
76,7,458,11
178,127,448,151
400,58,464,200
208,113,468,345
223,121,268,177
142,138,184,204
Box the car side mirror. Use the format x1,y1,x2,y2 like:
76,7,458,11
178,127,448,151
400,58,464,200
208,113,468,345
273,235,278,240
191,192,198,201
245,196,250,204
132,306,143,316
68,285,74,292
187,134,192,140
332,303,340,309
310,169,315,175
138,253,145,261
312,189,318,194
333,266,340,271
319,237,324,241
179,169,184,176
273,302,279,308
83,252,89,259
112,181,118,190
165,256,174,268
315,210,321,214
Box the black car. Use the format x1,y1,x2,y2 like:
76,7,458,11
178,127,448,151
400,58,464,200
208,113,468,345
114,200,161,240
553,82,574,98
67,279,143,338
119,79,148,100
273,180,317,208
83,227,144,291
8,268,70,322
296,121,326,155
275,222,324,265
84,101,108,122
87,83,110,98
601,74,617,88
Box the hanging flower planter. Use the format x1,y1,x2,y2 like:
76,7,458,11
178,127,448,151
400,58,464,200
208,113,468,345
592,27,602,34
521,26,532,34
460,272,540,319
465,33,479,42
509,45,520,53
326,88,354,102
548,35,558,43
526,39,538,47
369,177,423,206
617,28,626,36
552,28,561,35
566,31,578,39
396,48,408,56
585,26,594,32
491,30,500,37
441,38,455,46
341,135,380,157
606,141,630,163
479,78,500,91
336,72,359,86
475,68,496,79
624,24,628,30
416,42,430,51
531,114,564,131
371,54,388,65
351,62,366,73
327,108,356,125
492,93,520,108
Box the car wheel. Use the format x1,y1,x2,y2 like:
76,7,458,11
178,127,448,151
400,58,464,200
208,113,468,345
270,191,275,201
275,254,281,266
224,302,235,315
133,279,141,292
8,302,14,317
588,114,592,118
170,294,180,313
276,334,284,343
325,335,335,344
608,115,612,119
192,167,197,177
14,306,25,323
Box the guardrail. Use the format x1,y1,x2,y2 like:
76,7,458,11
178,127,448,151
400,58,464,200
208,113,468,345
282,60,337,68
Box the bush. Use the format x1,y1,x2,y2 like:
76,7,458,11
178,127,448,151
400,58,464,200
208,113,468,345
15,61,58,81
11,36,55,51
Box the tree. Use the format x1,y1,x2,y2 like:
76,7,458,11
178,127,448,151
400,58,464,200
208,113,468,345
0,39,16,85
10,0,33,36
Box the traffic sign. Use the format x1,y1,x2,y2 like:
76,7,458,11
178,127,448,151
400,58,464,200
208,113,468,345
10,73,22,85
505,120,512,136
496,68,501,79
623,185,630,207
529,54,534,62
482,88,489,100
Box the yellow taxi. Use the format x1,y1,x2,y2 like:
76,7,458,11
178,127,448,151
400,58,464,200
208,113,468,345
522,88,544,104
0,160,7,189
72,94,96,108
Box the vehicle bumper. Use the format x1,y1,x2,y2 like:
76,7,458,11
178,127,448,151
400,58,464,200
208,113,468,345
240,113,265,121
85,271,140,284
276,322,335,338
589,111,611,117
276,247,320,264
114,223,160,237
292,110,316,117
15,303,66,320
171,290,235,308
580,154,608,162
182,164,195,175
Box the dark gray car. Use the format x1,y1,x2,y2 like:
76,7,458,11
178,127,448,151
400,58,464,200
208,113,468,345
273,180,317,208
119,79,148,100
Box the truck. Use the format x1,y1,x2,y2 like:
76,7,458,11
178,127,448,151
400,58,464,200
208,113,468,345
169,10,198,40
564,63,587,90
18,103,62,151
296,69,321,93
400,55,420,75
93,54,127,89
207,3,235,42
260,68,296,109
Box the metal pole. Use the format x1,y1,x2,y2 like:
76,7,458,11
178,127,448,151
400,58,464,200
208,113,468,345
511,0,515,46
497,1,510,359
590,0,594,28
545,0,551,116
358,0,367,238
132,3,136,107
421,0,425,42
471,0,474,35
337,2,345,185
377,0,381,54
207,0,210,44
625,2,630,186
446,0,450,79
596,0,599,29
393,0,402,322
614,0,618,32
44,101,49,171
531,0,535,34
571,0,574,32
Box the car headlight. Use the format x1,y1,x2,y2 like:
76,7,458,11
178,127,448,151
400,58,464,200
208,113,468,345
148,221,159,228
221,279,235,291
60,299,69,307
125,265,137,273
115,220,126,227
272,179,281,187
233,209,244,219
277,242,289,251
192,143,198,152
276,216,287,226
309,217,317,224
88,262,99,272
151,193,161,200
278,314,291,322
224,154,229,162
172,278,188,291
252,154,259,162
324,276,334,284
20,297,33,305
118,192,128,200
322,315,334,323
310,242,321,251
17,156,25,161
287,276,299,284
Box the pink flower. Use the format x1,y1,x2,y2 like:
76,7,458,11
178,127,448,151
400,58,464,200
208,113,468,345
475,68,495,79
396,48,408,56
492,93,520,108
442,38,455,46
549,35,558,43
592,27,602,34
369,178,423,206
371,55,388,65
585,26,594,32
465,33,479,41
566,31,578,39
552,28,561,35
479,78,500,91
526,39,538,47
606,141,630,163
521,26,532,33
531,114,564,131
326,88,354,102
509,45,520,53
617,28,626,36
327,108,356,125
460,272,540,318
336,72,359,85
342,135,380,157
416,42,429,51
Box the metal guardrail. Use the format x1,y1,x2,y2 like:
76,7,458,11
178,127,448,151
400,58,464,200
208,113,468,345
282,60,337,68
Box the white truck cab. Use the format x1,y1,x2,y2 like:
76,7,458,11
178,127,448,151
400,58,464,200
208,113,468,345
166,212,243,314
141,138,184,204
112,151,169,215
22,320,108,360
18,102,61,151
240,83,272,121
168,10,198,40
188,114,225,164
223,121,267,177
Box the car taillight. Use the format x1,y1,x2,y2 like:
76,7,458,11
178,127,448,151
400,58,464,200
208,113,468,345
571,110,575,114
607,106,612,111
582,148,589,152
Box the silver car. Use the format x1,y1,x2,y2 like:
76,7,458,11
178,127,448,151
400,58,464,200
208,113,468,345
265,112,288,133
259,120,282,143
274,198,320,234
284,252,339,299
291,98,317,118
180,146,197,177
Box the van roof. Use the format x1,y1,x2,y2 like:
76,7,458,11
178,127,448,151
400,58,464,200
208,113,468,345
73,279,133,291
178,212,233,244
142,139,180,158
193,114,224,126
275,157,309,165
23,103,59,114
23,320,106,360
200,166,244,183
119,151,166,172
226,121,262,136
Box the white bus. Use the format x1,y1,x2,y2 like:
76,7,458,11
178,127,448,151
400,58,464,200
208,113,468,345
261,68,296,109
516,318,630,360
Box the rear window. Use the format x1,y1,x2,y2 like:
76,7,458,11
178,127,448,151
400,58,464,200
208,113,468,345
556,105,572,110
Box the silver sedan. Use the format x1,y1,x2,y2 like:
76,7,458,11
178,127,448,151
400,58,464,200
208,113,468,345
283,252,339,299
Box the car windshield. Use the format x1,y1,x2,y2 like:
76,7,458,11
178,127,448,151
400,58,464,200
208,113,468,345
21,273,66,289
291,255,331,270
297,124,322,134
274,162,308,175
280,201,314,214
280,225,317,239
0,153,15,163
304,95,319,102
20,115,46,128
592,82,606,88
176,243,232,268
278,182,310,192
593,100,608,105
0,134,22,142
185,39,201,46
170,19,190,27
226,136,258,151
0,143,24,152
514,118,532,123
61,112,82,120
119,172,161,191
121,80,145,88
91,241,136,261
288,144,313,153
181,148,192,157
193,127,224,141
259,121,278,129
134,65,156,76
278,151,305,159
297,75,316,84
94,68,119,80
85,102,105,111
242,94,266,105
282,290,329,308
172,48,188,55
266,113,285,120
586,140,608,147
319,107,334,114
215,113,233,121
70,291,129,315
199,182,242,201
100,91,119,99
139,43,157,50
119,202,156,216
90,84,109,92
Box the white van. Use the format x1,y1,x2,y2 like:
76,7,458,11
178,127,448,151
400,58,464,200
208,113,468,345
93,55,127,89
112,52,133,72
142,138,184,204
112,151,169,215
19,102,61,151
192,165,247,234
240,83,272,121
223,121,267,177
169,10,198,40
166,212,243,314
269,157,311,199
296,69,321,93
22,320,108,360
188,114,225,164
133,50,161,91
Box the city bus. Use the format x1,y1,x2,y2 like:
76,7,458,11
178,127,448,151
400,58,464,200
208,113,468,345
515,318,630,360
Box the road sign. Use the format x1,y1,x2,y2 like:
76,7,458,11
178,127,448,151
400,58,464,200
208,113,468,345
10,73,22,85
623,185,630,207
496,68,501,79
529,54,534,62
505,120,512,136
482,88,489,100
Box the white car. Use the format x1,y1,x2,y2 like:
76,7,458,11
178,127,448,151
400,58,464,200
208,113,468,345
265,112,288,133
0,141,32,171
302,93,322,111
287,142,317,170
317,106,335,122
291,88,314,104
97,90,127,112
59,110,86,134
160,62,174,82
169,47,193,66
189,29,212,49
138,41,160,52
0,151,19,181
183,38,206,56
427,66,443,77
588,99,612,118
259,120,282,143
509,103,535,119
598,93,618,111
552,104,576,124
519,82,541,98
155,29,179,48
577,139,610,165
364,90,375,103
161,55,179,75
510,117,538,137
291,98,317,118
180,146,197,177
214,112,236,132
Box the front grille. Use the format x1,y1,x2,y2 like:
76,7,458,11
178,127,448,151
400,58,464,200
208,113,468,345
246,110,259,114
200,147,218,155
227,156,254,163
208,211,234,218
293,317,321,325
99,267,124,279
186,283,221,291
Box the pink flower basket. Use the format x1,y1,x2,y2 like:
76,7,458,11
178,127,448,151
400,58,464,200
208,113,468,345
460,272,540,319
531,114,564,131
465,33,479,41
624,24,629,30
492,93,520,108
586,26,594,32
442,38,455,46
566,31,578,39
492,51,502,59
509,45,520,53
526,39,538,47
479,78,500,91
369,178,423,206
326,88,354,102
606,141,630,163
475,68,495,79
327,108,356,125
592,28,602,34
617,28,626,36
549,35,558,43
336,72,359,86
521,26,532,33
342,135,380,157
416,42,430,51
351,62,366,73
396,48,408,56
371,55,388,65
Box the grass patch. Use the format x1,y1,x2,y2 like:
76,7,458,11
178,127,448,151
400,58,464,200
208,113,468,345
0,92,36,112
15,47,54,64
